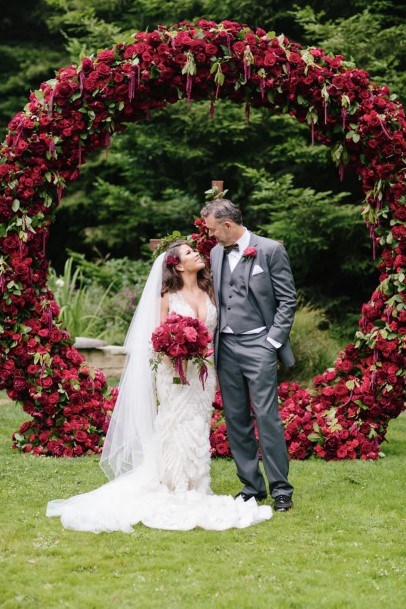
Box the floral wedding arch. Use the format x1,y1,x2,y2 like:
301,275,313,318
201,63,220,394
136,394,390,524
0,20,404,460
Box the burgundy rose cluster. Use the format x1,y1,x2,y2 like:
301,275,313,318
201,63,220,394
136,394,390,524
151,313,213,387
210,390,231,457
0,19,404,459
0,236,116,456
166,255,180,267
190,217,217,264
210,389,261,459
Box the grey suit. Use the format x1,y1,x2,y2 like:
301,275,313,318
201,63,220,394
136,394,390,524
211,232,297,498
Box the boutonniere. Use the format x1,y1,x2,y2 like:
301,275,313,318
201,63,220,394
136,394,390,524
242,246,257,261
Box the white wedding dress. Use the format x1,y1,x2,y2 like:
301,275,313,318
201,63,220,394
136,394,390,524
46,289,272,532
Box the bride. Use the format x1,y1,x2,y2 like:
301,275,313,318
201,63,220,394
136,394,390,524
46,241,272,532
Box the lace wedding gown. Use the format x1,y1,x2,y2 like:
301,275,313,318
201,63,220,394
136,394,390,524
46,291,272,532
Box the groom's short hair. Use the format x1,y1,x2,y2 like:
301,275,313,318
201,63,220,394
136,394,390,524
200,199,243,225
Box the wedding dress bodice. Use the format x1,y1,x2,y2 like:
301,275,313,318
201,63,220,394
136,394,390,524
168,290,217,334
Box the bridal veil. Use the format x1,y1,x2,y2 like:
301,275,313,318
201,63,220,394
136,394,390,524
99,253,165,480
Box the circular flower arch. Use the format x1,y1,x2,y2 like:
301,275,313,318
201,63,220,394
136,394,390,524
0,20,404,460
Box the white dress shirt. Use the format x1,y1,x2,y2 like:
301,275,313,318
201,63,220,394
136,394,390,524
222,230,281,349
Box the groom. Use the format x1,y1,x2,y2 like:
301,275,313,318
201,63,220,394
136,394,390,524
201,199,297,512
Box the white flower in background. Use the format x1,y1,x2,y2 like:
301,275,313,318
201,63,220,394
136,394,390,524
55,278,65,287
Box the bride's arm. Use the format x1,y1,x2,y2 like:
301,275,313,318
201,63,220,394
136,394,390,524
160,292,169,322
160,293,172,367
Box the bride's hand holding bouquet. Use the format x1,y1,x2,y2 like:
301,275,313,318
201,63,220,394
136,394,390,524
150,313,213,388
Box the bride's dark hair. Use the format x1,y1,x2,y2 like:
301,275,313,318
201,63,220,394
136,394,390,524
161,240,214,299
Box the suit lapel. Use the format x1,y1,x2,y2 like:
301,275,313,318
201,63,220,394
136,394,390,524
243,232,257,292
215,247,224,304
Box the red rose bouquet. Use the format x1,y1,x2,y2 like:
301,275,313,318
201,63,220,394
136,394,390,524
151,313,213,388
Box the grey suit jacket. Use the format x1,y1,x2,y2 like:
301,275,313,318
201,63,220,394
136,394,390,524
210,232,297,368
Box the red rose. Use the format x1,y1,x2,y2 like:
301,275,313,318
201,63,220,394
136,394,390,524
88,433,100,446
335,384,349,397
263,52,277,67
55,82,75,98
289,52,302,64
141,51,152,63
336,444,348,459
157,43,170,55
39,431,50,443
205,44,218,56
95,63,111,76
215,442,230,456
75,430,88,443
112,71,125,84
166,255,179,267
81,57,93,72
19,421,32,433
174,32,192,46
51,444,64,456
184,326,198,342
394,207,406,221
245,34,258,46
168,344,187,357
97,50,115,64
313,445,326,458
50,329,64,342
242,246,257,259
337,359,353,372
392,225,406,241
232,41,246,54
17,140,28,151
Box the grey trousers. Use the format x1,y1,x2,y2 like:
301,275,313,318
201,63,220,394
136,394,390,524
217,330,293,498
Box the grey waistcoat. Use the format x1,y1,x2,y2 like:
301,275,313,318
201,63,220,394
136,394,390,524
220,256,265,333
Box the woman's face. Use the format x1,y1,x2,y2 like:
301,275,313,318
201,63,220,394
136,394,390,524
177,244,205,273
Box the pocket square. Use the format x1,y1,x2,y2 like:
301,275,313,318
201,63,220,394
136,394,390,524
252,264,264,276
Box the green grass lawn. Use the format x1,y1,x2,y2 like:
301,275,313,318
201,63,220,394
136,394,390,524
0,393,405,609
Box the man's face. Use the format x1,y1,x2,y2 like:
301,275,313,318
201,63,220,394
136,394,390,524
204,214,234,246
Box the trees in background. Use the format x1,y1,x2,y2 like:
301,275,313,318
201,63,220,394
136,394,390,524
1,0,403,324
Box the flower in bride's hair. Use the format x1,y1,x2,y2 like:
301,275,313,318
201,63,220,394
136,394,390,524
166,255,180,267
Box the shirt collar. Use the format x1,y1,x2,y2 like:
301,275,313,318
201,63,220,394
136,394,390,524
235,228,250,253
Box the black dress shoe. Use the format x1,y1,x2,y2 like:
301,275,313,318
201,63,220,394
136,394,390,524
235,491,267,502
274,495,293,511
